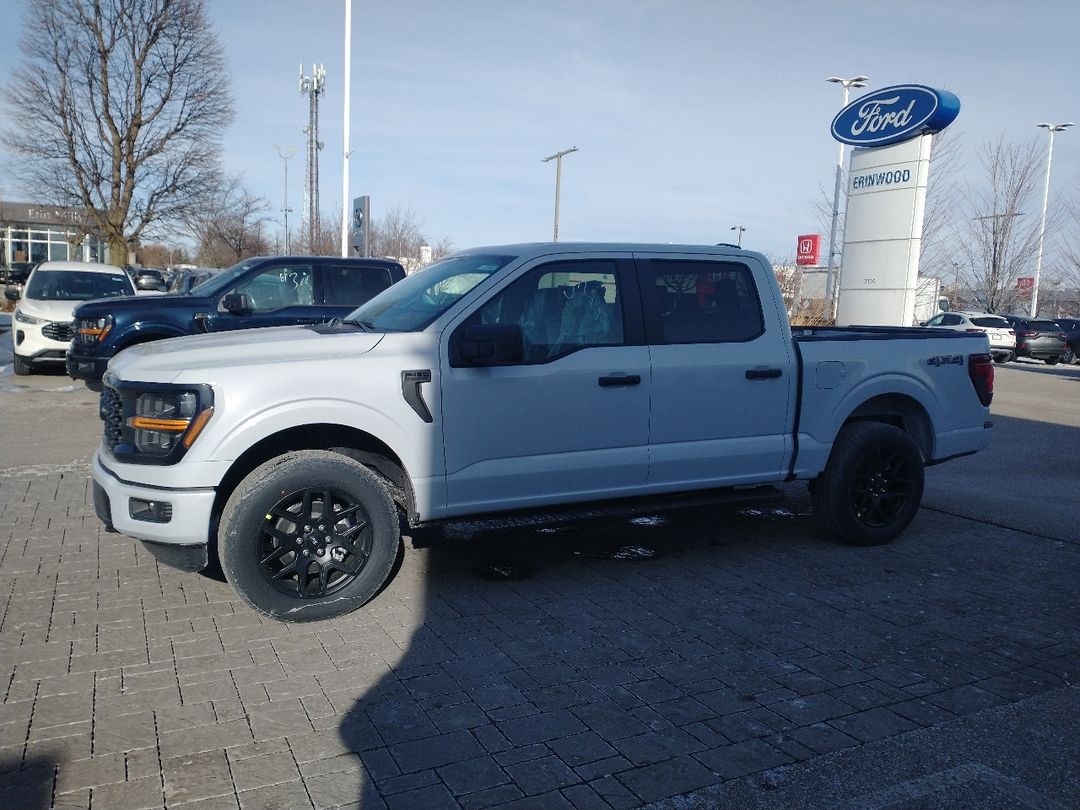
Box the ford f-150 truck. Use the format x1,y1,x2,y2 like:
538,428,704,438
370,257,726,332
89,243,994,621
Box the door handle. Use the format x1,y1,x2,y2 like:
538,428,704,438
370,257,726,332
745,367,783,380
598,374,641,387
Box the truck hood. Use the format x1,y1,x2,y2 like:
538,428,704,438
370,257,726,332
74,291,201,318
108,325,385,383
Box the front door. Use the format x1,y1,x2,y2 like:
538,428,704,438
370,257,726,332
211,262,319,331
440,256,650,516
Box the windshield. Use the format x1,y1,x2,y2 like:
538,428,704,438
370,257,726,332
346,253,515,332
25,269,133,301
188,259,262,297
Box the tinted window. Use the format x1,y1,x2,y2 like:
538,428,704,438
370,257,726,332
648,260,763,343
26,270,133,301
232,264,314,313
971,316,1010,328
1025,320,1061,331
471,260,623,363
323,264,392,306
940,314,963,326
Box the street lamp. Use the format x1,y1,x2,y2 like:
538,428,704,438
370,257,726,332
541,146,579,242
272,144,298,254
1031,122,1073,317
730,225,746,247
824,74,869,318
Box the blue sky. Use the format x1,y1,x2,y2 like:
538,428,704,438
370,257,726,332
2,0,1078,263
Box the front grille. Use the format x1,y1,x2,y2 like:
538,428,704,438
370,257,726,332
42,321,75,342
100,387,124,453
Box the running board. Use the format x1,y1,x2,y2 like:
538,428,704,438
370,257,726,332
418,485,785,535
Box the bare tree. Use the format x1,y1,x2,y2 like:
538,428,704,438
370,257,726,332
2,0,233,265
185,175,271,266
368,206,426,260
950,138,1046,313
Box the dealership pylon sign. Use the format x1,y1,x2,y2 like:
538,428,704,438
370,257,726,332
832,85,960,327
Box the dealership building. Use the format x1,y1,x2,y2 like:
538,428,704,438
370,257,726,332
0,200,108,267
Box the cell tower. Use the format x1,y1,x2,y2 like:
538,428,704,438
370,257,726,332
299,63,326,250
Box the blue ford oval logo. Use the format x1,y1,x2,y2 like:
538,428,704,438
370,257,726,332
831,85,960,147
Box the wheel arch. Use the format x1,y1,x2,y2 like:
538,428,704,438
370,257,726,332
211,424,416,540
114,325,186,351
839,393,933,462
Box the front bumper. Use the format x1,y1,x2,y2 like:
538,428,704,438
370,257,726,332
13,323,70,364
67,346,110,380
92,451,216,547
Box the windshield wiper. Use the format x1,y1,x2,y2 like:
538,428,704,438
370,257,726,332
341,318,373,331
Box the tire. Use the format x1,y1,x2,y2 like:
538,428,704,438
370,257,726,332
992,354,1008,364
1045,356,1059,366
218,450,400,622
811,422,925,546
13,355,31,375
1062,347,1077,365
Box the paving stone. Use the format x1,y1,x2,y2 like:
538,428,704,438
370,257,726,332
786,721,861,754
612,726,705,767
827,707,920,742
90,775,165,810
437,755,509,796
383,782,459,809
389,728,484,773
498,708,588,746
230,751,301,792
615,754,719,805
924,684,1009,715
547,730,618,768
695,738,794,779
162,750,233,805
55,753,126,794
769,693,855,726
238,779,314,810
569,702,647,742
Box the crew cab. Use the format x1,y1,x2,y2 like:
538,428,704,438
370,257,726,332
88,243,994,621
67,255,406,382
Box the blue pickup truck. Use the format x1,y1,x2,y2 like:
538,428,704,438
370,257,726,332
68,255,405,383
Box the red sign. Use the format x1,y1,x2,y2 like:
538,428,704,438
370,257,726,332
1016,277,1034,289
796,234,821,266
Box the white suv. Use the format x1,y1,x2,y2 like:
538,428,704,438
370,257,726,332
10,261,135,375
922,311,1016,363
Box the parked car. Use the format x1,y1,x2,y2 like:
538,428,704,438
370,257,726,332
68,255,407,382
1003,316,1067,364
8,261,135,375
921,311,1016,363
1,261,38,287
87,242,994,621
132,268,168,293
167,267,222,295
1054,317,1080,364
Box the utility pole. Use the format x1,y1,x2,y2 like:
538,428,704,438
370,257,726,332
730,225,746,247
300,63,326,252
1031,122,1073,316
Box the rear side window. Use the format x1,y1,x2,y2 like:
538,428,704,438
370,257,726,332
323,264,392,305
971,316,1010,328
647,260,763,343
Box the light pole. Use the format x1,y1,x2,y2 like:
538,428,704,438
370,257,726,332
1031,122,1073,317
730,225,746,247
542,146,578,242
272,144,298,254
824,74,869,319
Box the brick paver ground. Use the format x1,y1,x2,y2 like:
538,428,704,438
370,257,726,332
1,465,1078,809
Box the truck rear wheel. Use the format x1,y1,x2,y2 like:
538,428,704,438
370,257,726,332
811,422,924,546
219,450,400,621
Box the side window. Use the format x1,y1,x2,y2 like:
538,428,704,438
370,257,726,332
323,264,392,306
231,264,314,313
925,314,944,326
473,260,623,363
940,314,963,326
649,260,764,343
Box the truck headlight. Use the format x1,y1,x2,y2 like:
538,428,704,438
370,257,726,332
77,315,114,342
125,389,214,457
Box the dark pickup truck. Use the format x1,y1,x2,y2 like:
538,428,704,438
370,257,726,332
68,255,406,382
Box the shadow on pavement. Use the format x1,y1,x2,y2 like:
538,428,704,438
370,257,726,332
0,754,57,810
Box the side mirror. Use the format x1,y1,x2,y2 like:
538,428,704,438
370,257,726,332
221,292,252,314
455,324,524,366
4,286,19,302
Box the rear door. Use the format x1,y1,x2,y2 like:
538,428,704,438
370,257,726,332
640,253,796,489
440,254,651,514
320,262,397,320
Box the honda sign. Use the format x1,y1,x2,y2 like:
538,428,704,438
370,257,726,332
796,234,821,266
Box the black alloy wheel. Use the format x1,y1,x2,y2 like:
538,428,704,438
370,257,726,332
258,486,372,599
848,445,916,528
219,450,400,621
811,422,925,546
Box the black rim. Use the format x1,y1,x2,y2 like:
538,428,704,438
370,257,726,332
850,447,914,527
257,487,372,599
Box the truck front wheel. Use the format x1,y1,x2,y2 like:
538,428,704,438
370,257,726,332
219,450,400,621
811,422,924,546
